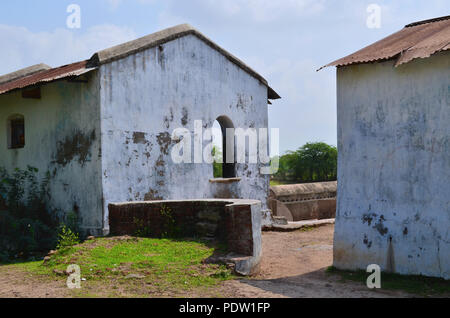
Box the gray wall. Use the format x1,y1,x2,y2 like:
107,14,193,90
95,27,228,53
99,34,270,232
334,51,449,279
0,73,104,236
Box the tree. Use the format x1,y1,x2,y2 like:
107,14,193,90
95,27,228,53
274,142,337,183
212,146,223,178
273,152,297,181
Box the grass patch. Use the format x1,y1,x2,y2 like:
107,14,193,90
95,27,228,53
326,266,450,296
12,236,234,296
270,180,293,186
297,225,316,232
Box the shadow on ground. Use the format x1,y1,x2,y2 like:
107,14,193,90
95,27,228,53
231,268,414,298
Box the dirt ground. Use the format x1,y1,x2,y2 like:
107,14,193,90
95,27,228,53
0,225,414,298
220,225,412,298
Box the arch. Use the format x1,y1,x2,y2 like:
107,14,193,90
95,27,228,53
7,114,25,149
215,116,236,179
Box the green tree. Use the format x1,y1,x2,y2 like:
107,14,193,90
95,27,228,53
274,142,337,183
273,152,297,181
212,146,223,178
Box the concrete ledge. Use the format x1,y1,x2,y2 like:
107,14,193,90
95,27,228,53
209,178,242,184
263,218,335,232
108,199,262,276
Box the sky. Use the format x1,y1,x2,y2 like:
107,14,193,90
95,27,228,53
0,0,448,155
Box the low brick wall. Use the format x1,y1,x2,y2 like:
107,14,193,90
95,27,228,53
108,199,262,275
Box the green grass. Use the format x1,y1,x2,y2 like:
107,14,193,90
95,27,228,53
13,236,234,294
270,180,289,186
270,180,305,186
326,266,450,296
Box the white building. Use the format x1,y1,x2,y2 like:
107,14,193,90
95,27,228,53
0,24,280,236
323,16,449,279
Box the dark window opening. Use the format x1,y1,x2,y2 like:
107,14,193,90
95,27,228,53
213,116,236,179
8,116,25,149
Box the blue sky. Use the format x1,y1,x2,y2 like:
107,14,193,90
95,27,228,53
1,0,448,154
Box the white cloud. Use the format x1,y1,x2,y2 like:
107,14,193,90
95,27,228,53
0,24,136,75
104,0,123,10
247,56,337,151
240,0,325,22
104,0,157,10
136,0,326,28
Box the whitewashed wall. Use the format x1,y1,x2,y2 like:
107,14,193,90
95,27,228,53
99,34,270,232
335,51,450,279
0,74,103,236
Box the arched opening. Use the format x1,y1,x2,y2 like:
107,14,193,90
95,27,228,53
7,114,25,149
212,116,236,179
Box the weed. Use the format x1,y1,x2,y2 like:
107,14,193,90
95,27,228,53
159,205,181,238
0,166,57,261
326,266,450,296
133,218,152,238
56,225,80,250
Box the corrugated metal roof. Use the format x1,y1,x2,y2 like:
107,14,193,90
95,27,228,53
0,24,280,100
0,64,51,85
0,61,95,95
320,15,450,70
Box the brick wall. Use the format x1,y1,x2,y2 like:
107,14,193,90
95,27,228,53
108,199,260,260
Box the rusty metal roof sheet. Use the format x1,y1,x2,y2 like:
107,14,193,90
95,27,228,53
87,23,280,100
0,61,95,95
0,63,52,85
320,15,450,70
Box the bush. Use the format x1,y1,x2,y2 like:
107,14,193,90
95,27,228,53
56,225,80,250
0,166,59,262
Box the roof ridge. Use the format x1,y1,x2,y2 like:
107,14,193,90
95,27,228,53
0,25,280,100
87,23,280,99
405,15,450,28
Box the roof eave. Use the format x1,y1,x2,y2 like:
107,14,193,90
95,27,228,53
318,15,450,71
268,86,281,100
0,62,96,96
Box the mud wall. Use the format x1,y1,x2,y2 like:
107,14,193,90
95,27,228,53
0,73,104,236
335,51,450,279
99,34,270,232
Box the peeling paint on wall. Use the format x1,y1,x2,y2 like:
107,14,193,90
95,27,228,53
132,132,147,145
181,107,189,126
0,72,104,237
54,130,96,167
334,52,450,279
98,34,270,234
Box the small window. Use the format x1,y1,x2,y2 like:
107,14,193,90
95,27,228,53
7,115,25,149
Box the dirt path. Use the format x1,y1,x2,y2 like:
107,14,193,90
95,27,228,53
0,225,414,298
220,225,413,298
0,267,69,298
